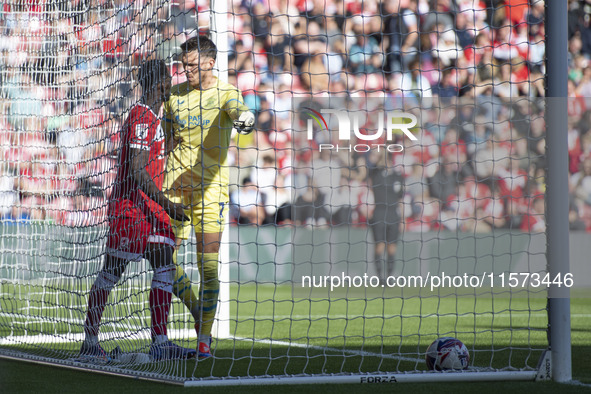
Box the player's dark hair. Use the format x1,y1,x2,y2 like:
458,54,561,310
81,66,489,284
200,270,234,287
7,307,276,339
181,36,217,60
138,59,169,92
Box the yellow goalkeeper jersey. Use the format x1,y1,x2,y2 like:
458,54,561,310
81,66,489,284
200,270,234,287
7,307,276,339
163,78,249,193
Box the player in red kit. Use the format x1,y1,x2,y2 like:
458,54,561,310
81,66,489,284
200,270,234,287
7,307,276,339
79,59,196,362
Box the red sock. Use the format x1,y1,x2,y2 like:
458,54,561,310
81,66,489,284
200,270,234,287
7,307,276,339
150,288,172,337
84,286,110,337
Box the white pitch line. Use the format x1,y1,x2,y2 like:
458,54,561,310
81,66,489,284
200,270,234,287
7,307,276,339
568,380,591,389
238,313,591,320
0,330,555,374
0,329,198,346
230,337,519,373
1,332,536,374
233,336,424,363
2,312,591,323
0,331,423,364
0,332,86,345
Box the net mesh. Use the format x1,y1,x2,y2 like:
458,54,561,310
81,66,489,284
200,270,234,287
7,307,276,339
0,0,579,384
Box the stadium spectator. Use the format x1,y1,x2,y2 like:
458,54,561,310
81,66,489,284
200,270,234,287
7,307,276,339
265,173,292,225
454,10,476,48
382,0,420,73
312,149,344,199
569,199,587,231
249,154,278,219
400,59,432,98
158,22,184,62
230,177,265,226
293,185,330,226
0,169,17,219
428,155,461,207
432,68,459,97
348,16,384,74
0,0,588,235
264,15,291,72
326,175,355,226
520,195,545,232
294,20,330,92
405,190,441,232
170,1,198,36
571,156,591,208
432,28,462,67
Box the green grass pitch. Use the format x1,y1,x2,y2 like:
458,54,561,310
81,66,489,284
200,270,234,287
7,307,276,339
1,283,590,391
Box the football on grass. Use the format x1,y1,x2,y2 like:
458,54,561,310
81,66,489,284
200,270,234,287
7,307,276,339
425,337,470,371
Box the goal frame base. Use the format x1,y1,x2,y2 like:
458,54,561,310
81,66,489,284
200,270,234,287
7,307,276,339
0,347,554,387
183,371,539,387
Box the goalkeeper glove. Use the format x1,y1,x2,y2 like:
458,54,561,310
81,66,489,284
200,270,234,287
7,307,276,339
233,112,255,135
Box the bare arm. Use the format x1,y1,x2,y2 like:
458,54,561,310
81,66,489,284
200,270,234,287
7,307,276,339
129,147,188,222
161,108,179,154
401,11,418,52
293,39,327,56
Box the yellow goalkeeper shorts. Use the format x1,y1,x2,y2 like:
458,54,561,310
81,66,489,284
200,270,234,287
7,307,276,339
166,185,228,238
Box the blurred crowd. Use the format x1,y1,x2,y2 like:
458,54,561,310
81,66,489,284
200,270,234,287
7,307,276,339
1,0,591,233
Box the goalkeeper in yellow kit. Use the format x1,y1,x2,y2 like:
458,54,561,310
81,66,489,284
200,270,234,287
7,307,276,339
163,36,254,359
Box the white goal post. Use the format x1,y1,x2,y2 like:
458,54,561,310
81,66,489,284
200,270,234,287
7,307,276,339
210,0,231,341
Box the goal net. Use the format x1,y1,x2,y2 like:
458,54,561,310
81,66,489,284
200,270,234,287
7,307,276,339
0,0,575,386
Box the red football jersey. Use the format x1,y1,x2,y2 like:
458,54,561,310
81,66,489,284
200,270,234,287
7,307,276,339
111,103,168,223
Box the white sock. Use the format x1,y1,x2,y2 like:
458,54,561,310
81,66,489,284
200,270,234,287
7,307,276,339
151,265,174,293
199,334,210,344
95,270,120,291
153,334,168,345
84,335,99,346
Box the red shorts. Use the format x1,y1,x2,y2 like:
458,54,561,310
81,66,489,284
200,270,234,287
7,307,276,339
106,201,175,261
